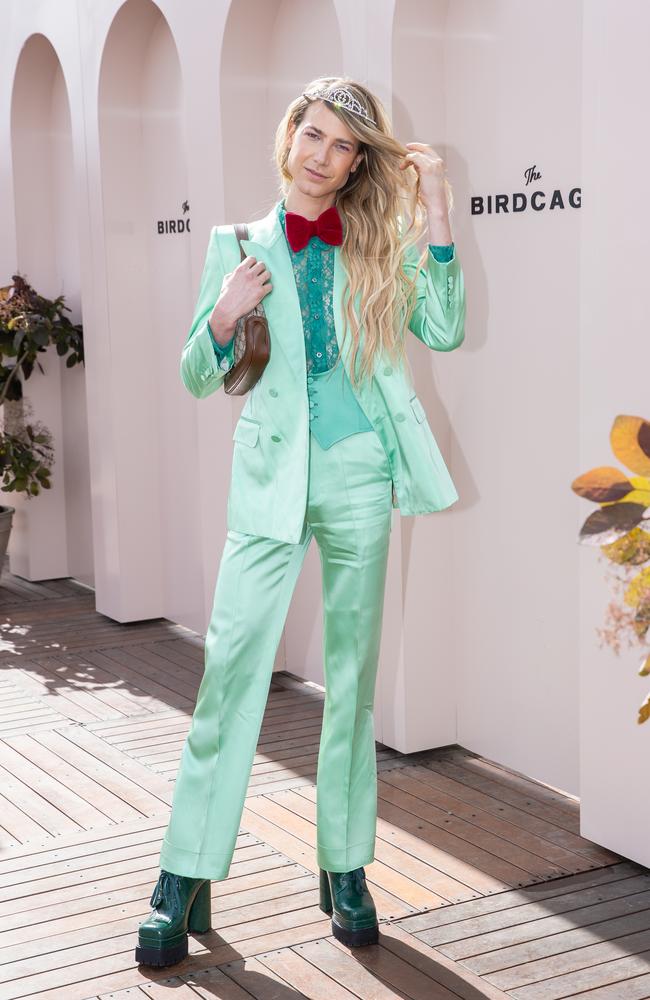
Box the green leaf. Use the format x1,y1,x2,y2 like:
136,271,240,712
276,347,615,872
31,329,49,347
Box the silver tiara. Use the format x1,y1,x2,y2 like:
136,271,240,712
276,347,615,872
302,86,377,126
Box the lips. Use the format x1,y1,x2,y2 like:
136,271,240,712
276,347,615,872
306,167,327,179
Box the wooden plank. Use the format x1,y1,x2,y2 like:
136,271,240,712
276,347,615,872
0,813,171,865
431,887,650,963
75,648,195,713
256,945,367,998
376,772,583,880
372,921,510,1000
213,954,311,999
300,787,506,912
0,787,55,846
293,935,460,999
0,915,334,1000
426,751,621,864
271,787,486,907
0,851,296,928
426,871,650,953
383,764,602,873
242,797,417,920
507,950,650,999
33,726,172,811
30,652,176,718
86,712,190,740
0,757,82,842
0,735,115,836
488,924,650,991
398,861,644,933
1,662,117,724
179,965,269,1000
374,777,539,889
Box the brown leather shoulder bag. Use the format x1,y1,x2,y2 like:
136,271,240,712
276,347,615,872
223,223,271,395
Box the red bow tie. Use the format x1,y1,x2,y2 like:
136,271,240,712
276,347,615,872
284,204,343,252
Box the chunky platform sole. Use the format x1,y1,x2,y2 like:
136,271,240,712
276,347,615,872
318,867,379,948
331,916,379,947
135,878,212,968
135,935,189,968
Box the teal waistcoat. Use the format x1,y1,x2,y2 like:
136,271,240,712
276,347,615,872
209,202,455,450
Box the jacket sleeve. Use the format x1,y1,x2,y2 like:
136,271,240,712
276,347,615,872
402,238,466,352
180,226,237,399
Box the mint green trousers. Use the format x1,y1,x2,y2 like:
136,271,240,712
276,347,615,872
159,427,393,880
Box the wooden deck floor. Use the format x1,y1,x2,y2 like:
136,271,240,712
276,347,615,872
1,559,649,1000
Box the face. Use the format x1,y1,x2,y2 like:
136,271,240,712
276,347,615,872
286,100,365,198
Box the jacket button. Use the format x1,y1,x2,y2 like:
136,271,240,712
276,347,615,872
383,366,393,376
269,388,278,397
395,412,405,422
271,434,281,442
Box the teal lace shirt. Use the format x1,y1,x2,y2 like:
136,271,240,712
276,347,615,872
208,203,455,448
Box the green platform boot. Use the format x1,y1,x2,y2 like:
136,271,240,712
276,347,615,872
319,866,379,947
135,869,212,967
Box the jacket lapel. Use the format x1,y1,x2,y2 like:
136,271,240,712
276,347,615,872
237,202,306,383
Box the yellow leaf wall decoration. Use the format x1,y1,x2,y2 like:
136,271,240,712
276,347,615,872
579,502,646,543
574,414,650,725
623,566,650,608
571,466,633,502
610,415,650,476
601,527,650,565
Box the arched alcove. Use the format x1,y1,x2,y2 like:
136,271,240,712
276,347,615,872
220,0,344,681
221,0,343,220
9,32,93,585
98,0,192,622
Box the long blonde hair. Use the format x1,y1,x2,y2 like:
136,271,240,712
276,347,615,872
273,75,454,390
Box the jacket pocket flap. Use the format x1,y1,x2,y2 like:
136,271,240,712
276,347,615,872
233,417,260,447
410,395,427,423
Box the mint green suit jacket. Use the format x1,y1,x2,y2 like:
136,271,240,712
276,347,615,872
181,199,466,544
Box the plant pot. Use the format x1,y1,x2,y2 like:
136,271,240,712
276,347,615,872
0,504,15,576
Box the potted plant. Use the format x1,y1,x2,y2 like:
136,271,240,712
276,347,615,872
0,274,83,572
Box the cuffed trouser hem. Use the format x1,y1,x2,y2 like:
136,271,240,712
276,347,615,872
159,836,234,881
316,839,375,872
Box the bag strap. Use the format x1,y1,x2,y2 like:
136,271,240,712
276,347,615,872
232,223,249,262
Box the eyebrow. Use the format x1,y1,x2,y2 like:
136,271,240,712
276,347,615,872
302,124,355,146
